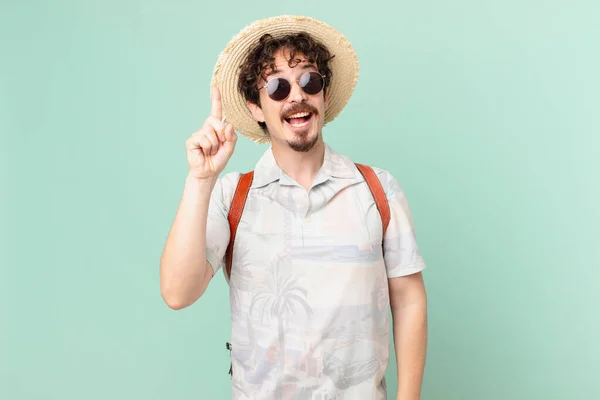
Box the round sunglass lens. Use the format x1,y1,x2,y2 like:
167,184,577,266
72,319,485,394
267,78,290,101
300,72,324,95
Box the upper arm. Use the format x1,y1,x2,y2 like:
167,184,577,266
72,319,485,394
198,260,215,296
388,272,426,310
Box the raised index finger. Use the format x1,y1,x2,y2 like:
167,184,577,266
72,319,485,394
210,86,222,120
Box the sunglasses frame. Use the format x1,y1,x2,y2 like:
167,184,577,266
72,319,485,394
259,71,326,101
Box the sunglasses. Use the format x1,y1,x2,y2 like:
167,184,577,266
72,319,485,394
260,71,326,101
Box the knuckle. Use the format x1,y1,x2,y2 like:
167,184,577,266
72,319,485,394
191,130,205,140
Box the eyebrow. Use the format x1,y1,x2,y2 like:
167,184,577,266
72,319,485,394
300,63,317,70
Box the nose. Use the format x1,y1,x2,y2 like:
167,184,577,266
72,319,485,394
287,80,308,103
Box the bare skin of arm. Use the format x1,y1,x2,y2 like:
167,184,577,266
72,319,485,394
159,175,217,309
389,271,428,400
160,87,237,310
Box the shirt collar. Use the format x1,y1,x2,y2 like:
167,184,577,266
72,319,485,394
251,143,359,188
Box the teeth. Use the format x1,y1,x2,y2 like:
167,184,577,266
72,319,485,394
286,112,310,119
290,121,308,127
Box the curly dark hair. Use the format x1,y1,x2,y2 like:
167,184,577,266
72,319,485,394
237,32,335,112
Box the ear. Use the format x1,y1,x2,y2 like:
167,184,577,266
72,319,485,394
324,90,329,109
247,101,265,123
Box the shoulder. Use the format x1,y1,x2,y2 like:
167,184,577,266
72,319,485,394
358,164,405,201
211,171,244,209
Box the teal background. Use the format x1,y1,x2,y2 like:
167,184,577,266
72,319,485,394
1,0,599,399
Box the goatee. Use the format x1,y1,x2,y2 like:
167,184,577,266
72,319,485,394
288,132,319,153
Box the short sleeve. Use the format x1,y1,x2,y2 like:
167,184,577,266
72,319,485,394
379,170,426,278
205,173,240,275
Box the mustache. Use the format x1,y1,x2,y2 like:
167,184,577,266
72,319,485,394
281,103,318,119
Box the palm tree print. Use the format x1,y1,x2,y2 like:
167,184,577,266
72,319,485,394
248,256,312,398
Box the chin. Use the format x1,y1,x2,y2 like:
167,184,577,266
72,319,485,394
287,130,320,153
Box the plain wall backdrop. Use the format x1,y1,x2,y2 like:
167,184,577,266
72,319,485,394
1,0,599,399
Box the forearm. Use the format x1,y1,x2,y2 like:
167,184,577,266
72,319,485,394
160,173,217,309
390,281,427,400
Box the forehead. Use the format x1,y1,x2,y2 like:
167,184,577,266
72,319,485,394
263,48,318,77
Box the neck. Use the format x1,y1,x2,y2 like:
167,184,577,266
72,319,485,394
271,139,325,190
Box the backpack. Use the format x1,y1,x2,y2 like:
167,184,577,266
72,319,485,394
223,163,390,279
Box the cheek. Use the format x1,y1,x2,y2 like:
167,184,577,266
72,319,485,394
315,95,327,114
263,104,282,123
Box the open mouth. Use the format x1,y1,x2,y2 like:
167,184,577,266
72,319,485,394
284,111,313,129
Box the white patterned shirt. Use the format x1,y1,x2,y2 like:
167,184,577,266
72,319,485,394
206,143,426,399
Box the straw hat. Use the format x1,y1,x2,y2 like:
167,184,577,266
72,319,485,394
210,15,359,143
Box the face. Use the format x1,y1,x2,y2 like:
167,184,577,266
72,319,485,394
247,48,328,153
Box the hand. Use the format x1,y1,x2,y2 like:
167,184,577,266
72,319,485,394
186,87,237,180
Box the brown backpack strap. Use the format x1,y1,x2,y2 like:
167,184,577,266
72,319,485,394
355,163,390,238
225,171,254,279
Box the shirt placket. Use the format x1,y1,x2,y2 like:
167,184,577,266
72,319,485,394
291,186,310,248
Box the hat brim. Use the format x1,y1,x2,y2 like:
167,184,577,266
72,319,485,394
210,15,359,144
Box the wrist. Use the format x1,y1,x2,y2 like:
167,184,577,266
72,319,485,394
185,172,218,192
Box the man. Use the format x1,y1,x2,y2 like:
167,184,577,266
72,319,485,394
160,15,427,400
